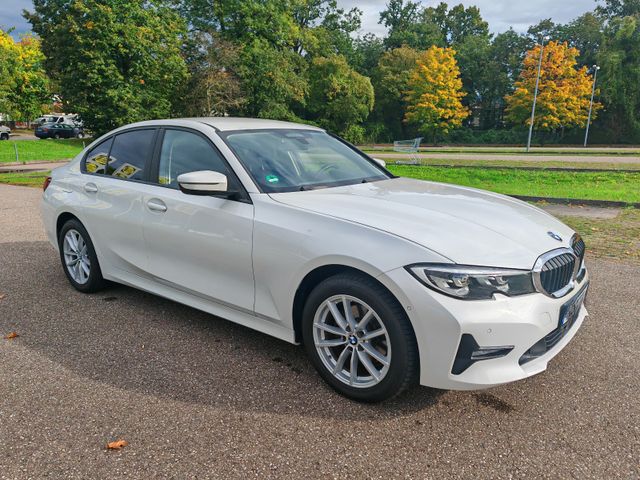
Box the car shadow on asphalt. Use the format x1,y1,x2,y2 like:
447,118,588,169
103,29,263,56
1,241,444,419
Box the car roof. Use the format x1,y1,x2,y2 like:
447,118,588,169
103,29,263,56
194,117,323,132
129,117,322,132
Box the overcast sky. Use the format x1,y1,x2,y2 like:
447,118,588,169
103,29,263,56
3,0,597,38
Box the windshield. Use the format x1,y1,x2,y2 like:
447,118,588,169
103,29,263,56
220,129,390,192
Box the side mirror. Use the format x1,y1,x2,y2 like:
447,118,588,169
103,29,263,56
177,170,228,196
372,158,386,168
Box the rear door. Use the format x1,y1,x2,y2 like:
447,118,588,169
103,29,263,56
79,128,157,274
140,127,255,311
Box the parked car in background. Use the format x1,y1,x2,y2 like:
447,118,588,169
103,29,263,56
35,114,83,128
0,125,10,140
41,117,589,402
35,122,85,139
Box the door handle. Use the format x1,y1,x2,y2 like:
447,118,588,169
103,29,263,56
147,198,167,212
84,182,98,193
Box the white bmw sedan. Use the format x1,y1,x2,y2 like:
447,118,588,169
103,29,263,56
41,118,589,402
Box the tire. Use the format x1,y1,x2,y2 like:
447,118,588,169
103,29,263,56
302,272,419,402
54,133,60,139
58,219,106,293
76,132,84,139
0,133,8,140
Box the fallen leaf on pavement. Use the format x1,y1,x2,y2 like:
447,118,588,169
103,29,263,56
0,293,5,300
4,332,18,340
106,439,128,450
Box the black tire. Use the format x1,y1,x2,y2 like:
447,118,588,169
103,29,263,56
0,133,8,140
53,133,60,139
302,272,419,403
58,218,106,293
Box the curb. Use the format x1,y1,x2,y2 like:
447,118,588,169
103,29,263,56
512,195,639,209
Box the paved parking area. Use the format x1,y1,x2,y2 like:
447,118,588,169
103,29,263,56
0,184,638,479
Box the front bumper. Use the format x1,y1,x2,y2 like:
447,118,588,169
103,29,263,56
382,267,590,390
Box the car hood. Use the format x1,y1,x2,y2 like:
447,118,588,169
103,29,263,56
269,177,575,269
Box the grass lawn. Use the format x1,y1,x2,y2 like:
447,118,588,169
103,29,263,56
0,139,86,164
0,171,50,188
559,208,640,265
384,158,640,171
388,165,640,203
361,146,640,156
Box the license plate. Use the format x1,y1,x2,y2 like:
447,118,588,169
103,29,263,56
558,282,589,328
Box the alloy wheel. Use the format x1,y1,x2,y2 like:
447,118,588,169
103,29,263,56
63,229,91,284
313,295,391,388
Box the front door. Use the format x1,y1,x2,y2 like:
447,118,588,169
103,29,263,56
141,128,255,312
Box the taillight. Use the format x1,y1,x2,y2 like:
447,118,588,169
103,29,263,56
43,176,52,191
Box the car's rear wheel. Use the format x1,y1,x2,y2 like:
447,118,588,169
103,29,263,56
0,133,8,140
302,272,419,402
76,132,84,139
58,219,106,293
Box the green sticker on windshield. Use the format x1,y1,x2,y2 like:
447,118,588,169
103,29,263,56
266,174,279,184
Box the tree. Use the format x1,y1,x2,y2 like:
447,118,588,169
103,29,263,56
236,39,307,120
596,0,640,19
505,41,601,131
423,2,489,46
349,33,385,77
380,0,443,49
527,19,559,43
177,32,245,117
598,15,640,141
373,45,421,139
404,46,468,141
25,0,188,135
293,0,362,58
0,30,50,121
476,29,530,129
556,13,604,67
307,55,374,139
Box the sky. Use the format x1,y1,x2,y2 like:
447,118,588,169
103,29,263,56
2,0,597,38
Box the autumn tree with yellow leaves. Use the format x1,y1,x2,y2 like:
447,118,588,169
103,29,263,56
0,29,50,121
505,41,601,131
404,46,469,142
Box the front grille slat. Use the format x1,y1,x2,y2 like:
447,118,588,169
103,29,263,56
538,252,576,296
572,236,586,261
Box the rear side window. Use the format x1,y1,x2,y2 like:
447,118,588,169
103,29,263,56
84,137,113,174
107,129,155,181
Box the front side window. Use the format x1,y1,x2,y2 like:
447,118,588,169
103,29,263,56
157,129,230,188
220,129,390,192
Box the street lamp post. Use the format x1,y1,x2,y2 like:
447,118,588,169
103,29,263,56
526,36,549,153
584,65,600,148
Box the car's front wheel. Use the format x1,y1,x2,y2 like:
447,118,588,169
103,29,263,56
302,272,419,402
0,133,8,140
58,219,106,293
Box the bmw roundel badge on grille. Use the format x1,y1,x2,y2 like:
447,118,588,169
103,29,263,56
547,231,563,242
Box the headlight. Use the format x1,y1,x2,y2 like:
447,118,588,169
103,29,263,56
406,264,535,300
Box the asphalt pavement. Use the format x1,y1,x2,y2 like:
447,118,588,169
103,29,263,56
0,184,638,479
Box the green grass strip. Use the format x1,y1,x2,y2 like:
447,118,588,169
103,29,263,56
0,139,86,164
387,165,640,203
